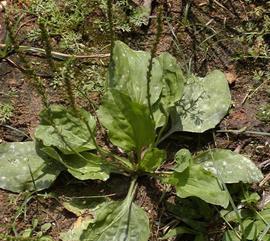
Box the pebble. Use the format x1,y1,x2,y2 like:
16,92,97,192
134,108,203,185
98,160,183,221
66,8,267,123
0,1,7,12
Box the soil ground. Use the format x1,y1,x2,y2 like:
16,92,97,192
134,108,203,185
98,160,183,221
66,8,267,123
0,0,269,240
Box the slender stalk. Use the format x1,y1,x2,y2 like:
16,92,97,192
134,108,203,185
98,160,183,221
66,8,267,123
156,128,175,145
217,129,270,137
107,0,115,54
38,20,56,72
1,124,31,139
62,59,77,114
146,6,163,121
5,17,49,109
126,176,138,203
155,105,169,146
107,0,116,87
0,43,110,60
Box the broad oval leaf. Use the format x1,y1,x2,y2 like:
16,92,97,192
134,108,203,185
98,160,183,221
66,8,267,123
166,164,229,208
172,70,231,133
35,105,96,154
109,40,163,105
80,200,150,241
174,149,192,173
194,149,263,183
98,90,155,153
139,148,166,172
42,147,114,181
0,142,62,192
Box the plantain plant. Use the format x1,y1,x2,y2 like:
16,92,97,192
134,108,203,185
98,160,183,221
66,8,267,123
0,41,264,241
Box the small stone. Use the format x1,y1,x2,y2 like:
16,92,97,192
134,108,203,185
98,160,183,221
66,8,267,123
225,71,237,85
0,1,7,12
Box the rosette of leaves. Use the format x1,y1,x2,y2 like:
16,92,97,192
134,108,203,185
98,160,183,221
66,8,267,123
0,41,263,241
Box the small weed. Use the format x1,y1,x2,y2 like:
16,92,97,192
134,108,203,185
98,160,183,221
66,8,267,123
18,218,53,241
0,102,14,124
257,104,270,122
0,218,53,241
49,64,73,89
26,0,91,53
75,65,106,95
236,1,270,59
94,0,150,32
22,0,149,53
253,70,265,83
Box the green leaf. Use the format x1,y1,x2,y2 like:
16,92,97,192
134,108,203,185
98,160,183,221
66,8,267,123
40,223,52,232
241,218,270,240
0,142,62,193
222,230,241,241
21,229,33,238
139,148,166,172
222,206,270,241
195,149,263,183
167,164,229,207
42,147,113,181
161,226,195,239
61,192,150,241
39,236,53,241
167,197,214,226
35,105,96,154
220,209,254,223
259,208,270,221
174,149,192,173
153,53,185,127
80,200,150,241
242,219,261,240
241,192,260,205
63,197,106,217
133,3,152,26
172,70,231,133
109,41,163,105
98,90,155,153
